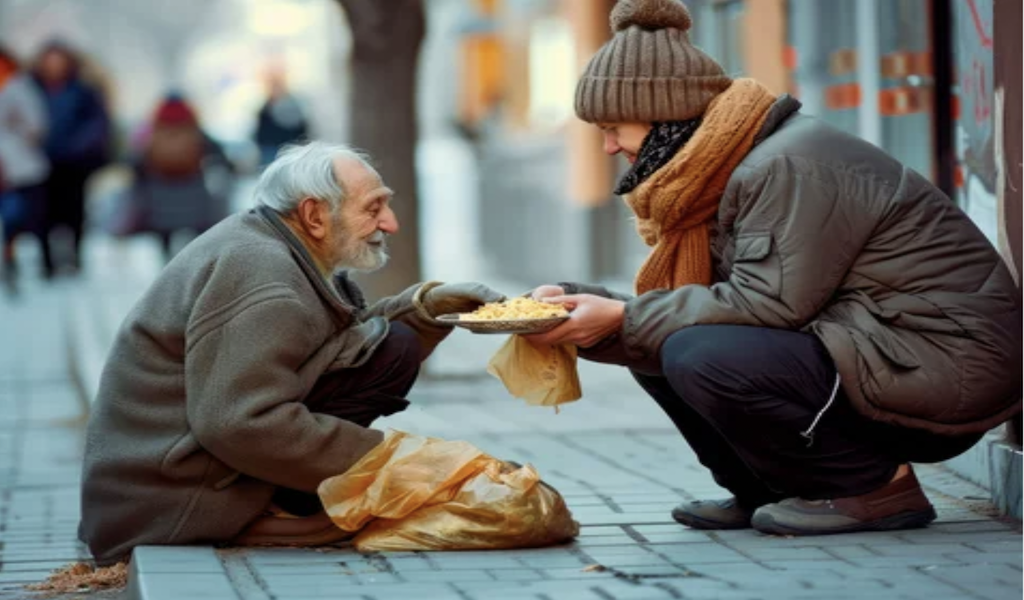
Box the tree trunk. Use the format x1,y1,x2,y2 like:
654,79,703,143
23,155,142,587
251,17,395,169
336,0,425,300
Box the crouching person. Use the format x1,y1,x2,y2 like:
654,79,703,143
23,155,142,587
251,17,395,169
78,141,503,566
527,0,1021,536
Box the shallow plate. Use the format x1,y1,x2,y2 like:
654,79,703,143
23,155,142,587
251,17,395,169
437,313,570,335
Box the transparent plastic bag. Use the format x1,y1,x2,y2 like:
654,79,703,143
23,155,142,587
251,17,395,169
486,335,582,408
318,431,579,552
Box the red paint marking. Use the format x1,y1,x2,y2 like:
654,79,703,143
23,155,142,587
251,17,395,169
965,0,993,48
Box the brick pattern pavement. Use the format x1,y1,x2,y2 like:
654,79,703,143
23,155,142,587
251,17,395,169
0,280,98,599
1,237,1021,600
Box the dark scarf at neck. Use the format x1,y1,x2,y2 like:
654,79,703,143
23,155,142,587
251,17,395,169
614,119,702,196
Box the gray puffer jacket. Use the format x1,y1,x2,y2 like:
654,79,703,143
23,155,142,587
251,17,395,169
568,97,1021,437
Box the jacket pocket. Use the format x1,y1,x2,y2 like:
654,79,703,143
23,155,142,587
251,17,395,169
735,233,771,261
161,432,240,490
733,233,781,299
854,321,921,399
213,471,242,491
868,330,921,370
160,433,201,477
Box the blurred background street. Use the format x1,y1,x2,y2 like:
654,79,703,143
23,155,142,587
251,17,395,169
0,0,1020,598
0,0,1019,292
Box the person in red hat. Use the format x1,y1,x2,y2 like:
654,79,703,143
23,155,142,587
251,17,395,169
124,93,234,260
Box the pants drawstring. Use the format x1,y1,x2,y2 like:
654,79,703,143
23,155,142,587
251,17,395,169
800,373,841,447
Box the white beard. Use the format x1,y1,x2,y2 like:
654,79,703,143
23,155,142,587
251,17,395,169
336,230,389,272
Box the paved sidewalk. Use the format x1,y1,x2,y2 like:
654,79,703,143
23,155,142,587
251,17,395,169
0,236,1021,600
0,276,101,599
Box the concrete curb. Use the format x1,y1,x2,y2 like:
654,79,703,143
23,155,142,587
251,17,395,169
944,432,1023,519
128,547,236,600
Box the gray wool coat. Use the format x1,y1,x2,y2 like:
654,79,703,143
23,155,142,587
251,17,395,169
79,207,452,566
569,96,1021,440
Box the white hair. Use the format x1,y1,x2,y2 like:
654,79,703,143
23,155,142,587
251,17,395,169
254,141,371,214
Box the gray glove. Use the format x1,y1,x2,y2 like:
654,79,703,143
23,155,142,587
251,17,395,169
419,282,506,317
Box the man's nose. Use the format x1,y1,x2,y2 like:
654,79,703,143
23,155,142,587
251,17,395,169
378,206,399,234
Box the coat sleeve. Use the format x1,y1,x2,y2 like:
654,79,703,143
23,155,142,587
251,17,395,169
362,281,454,360
559,281,634,302
185,288,384,492
621,159,881,363
64,86,110,164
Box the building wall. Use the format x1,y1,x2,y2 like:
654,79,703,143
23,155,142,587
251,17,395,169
741,0,788,93
993,0,1022,446
953,0,1000,245
465,0,1019,287
993,0,1021,284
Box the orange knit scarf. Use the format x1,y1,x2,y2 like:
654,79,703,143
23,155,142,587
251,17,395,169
625,79,776,294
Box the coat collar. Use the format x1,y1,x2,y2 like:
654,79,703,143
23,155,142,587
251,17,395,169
753,94,802,146
255,206,358,323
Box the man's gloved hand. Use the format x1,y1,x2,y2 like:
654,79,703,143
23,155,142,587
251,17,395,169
419,282,506,317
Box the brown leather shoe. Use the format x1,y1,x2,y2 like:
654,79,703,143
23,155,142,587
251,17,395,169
751,467,936,535
232,510,354,547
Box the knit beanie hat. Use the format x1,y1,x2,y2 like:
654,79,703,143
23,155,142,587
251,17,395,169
574,0,733,123
154,97,197,126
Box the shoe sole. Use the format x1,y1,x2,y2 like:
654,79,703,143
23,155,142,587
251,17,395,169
751,507,937,536
671,512,752,530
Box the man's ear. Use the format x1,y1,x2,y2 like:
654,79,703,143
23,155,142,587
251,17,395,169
296,197,329,240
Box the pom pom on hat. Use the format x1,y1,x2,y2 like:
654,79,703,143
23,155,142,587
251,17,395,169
610,0,692,33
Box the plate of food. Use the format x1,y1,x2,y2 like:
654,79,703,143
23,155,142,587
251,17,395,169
438,297,570,334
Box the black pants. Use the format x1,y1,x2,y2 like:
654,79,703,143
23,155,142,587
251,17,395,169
2,184,48,276
635,325,978,505
43,164,92,275
272,322,421,515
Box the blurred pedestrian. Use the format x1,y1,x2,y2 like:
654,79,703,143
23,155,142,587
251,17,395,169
79,140,505,566
31,40,112,277
528,0,1021,536
0,46,49,289
253,70,309,167
126,93,233,261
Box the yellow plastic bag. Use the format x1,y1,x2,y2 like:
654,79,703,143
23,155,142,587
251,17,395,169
318,431,579,552
486,335,582,408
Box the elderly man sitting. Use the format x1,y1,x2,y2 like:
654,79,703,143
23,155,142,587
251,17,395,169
79,141,503,566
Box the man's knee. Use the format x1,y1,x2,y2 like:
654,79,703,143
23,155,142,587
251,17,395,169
304,322,421,420
661,326,731,379
377,321,421,373
660,326,748,410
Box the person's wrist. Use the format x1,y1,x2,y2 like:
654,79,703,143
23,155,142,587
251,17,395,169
412,281,446,319
556,282,578,295
609,300,627,338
